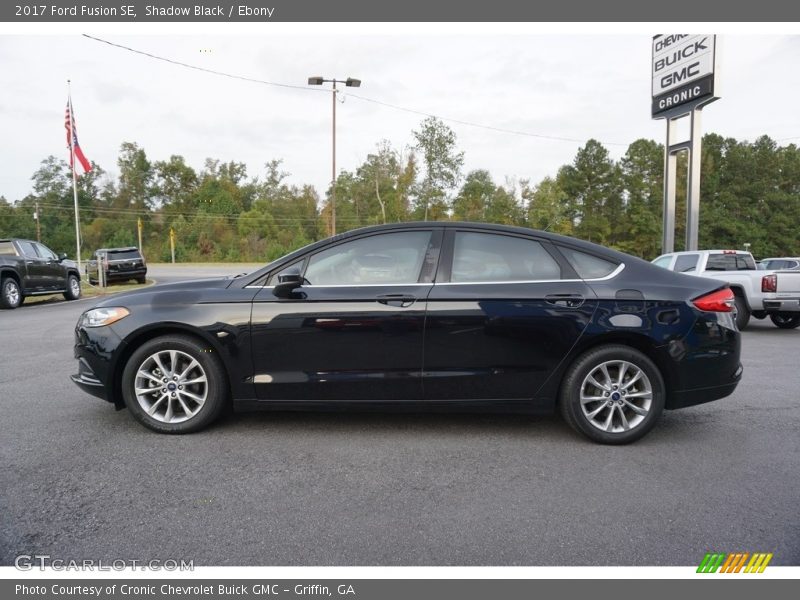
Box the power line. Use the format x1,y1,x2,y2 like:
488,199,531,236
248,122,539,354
342,91,626,146
81,34,326,94
82,34,624,147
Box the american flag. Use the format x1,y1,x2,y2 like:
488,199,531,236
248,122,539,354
64,99,92,174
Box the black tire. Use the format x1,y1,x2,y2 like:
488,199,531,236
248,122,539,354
121,334,228,434
63,274,81,301
0,277,23,309
733,294,750,330
559,345,665,445
770,313,800,329
136,277,146,284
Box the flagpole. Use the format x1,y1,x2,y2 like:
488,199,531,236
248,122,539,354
67,80,82,273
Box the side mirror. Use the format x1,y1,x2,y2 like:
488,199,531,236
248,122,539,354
273,268,304,299
58,253,67,262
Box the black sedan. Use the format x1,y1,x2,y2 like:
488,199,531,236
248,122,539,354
72,222,742,444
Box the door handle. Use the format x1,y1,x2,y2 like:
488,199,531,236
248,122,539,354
376,294,416,308
545,294,585,308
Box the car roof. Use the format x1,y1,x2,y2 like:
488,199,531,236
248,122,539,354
94,246,140,252
269,221,652,269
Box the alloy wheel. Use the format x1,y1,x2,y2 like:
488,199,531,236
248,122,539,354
133,349,208,423
579,360,653,433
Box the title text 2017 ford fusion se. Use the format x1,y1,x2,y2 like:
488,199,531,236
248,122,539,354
72,222,742,444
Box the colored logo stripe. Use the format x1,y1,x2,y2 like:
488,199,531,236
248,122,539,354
698,552,773,573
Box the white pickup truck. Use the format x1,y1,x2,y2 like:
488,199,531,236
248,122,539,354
652,250,800,330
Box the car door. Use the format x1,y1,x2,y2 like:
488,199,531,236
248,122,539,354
422,229,598,402
34,243,63,290
250,228,442,402
15,240,47,291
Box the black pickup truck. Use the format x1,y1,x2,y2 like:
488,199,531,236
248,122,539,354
0,238,82,309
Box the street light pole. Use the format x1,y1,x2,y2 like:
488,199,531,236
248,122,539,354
331,79,337,236
308,76,361,237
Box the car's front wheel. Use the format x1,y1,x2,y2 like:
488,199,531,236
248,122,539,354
559,345,665,444
63,274,81,301
121,335,228,433
770,313,800,329
0,277,23,309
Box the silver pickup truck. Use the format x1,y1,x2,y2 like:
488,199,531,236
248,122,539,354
652,250,800,330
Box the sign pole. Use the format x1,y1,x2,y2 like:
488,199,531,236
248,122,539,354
686,107,703,251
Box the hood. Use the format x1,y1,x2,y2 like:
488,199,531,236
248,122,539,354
90,277,232,308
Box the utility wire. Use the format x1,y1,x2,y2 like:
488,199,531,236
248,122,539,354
82,34,624,147
82,34,325,94
342,91,626,146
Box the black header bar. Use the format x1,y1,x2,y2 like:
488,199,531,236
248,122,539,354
4,0,800,22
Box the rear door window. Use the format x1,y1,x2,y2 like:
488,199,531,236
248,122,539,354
17,241,40,258
450,232,562,283
0,241,16,255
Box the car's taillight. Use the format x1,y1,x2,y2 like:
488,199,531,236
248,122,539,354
693,288,735,312
762,274,777,293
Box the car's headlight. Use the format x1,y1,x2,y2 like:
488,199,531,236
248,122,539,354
81,307,130,328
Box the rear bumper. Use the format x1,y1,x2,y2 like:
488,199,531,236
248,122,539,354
666,362,743,409
103,269,147,281
762,297,800,313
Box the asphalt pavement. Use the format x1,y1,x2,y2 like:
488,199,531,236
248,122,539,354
1,267,798,566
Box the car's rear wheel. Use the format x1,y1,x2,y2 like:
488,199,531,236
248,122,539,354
63,274,81,301
121,335,228,433
770,313,800,329
732,294,750,330
1,277,23,309
559,345,665,444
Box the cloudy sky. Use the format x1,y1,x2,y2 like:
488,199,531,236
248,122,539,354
0,30,798,203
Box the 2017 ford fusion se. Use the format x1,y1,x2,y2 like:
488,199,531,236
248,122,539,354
72,222,742,444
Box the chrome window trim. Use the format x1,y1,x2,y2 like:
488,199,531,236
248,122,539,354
438,262,625,286
245,263,625,289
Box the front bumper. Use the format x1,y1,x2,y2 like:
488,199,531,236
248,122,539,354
72,323,125,405
70,357,108,401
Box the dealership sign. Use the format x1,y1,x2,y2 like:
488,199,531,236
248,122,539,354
651,34,717,117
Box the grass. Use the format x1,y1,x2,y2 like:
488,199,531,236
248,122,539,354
21,279,154,307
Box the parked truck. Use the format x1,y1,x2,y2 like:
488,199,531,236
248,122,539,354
0,238,82,309
652,249,800,329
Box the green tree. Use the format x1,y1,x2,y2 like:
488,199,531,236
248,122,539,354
618,138,663,258
557,139,621,245
522,177,572,234
411,117,464,220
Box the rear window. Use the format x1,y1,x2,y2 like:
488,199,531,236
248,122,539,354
107,250,142,260
558,246,619,279
705,254,756,271
0,241,16,255
673,254,699,273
